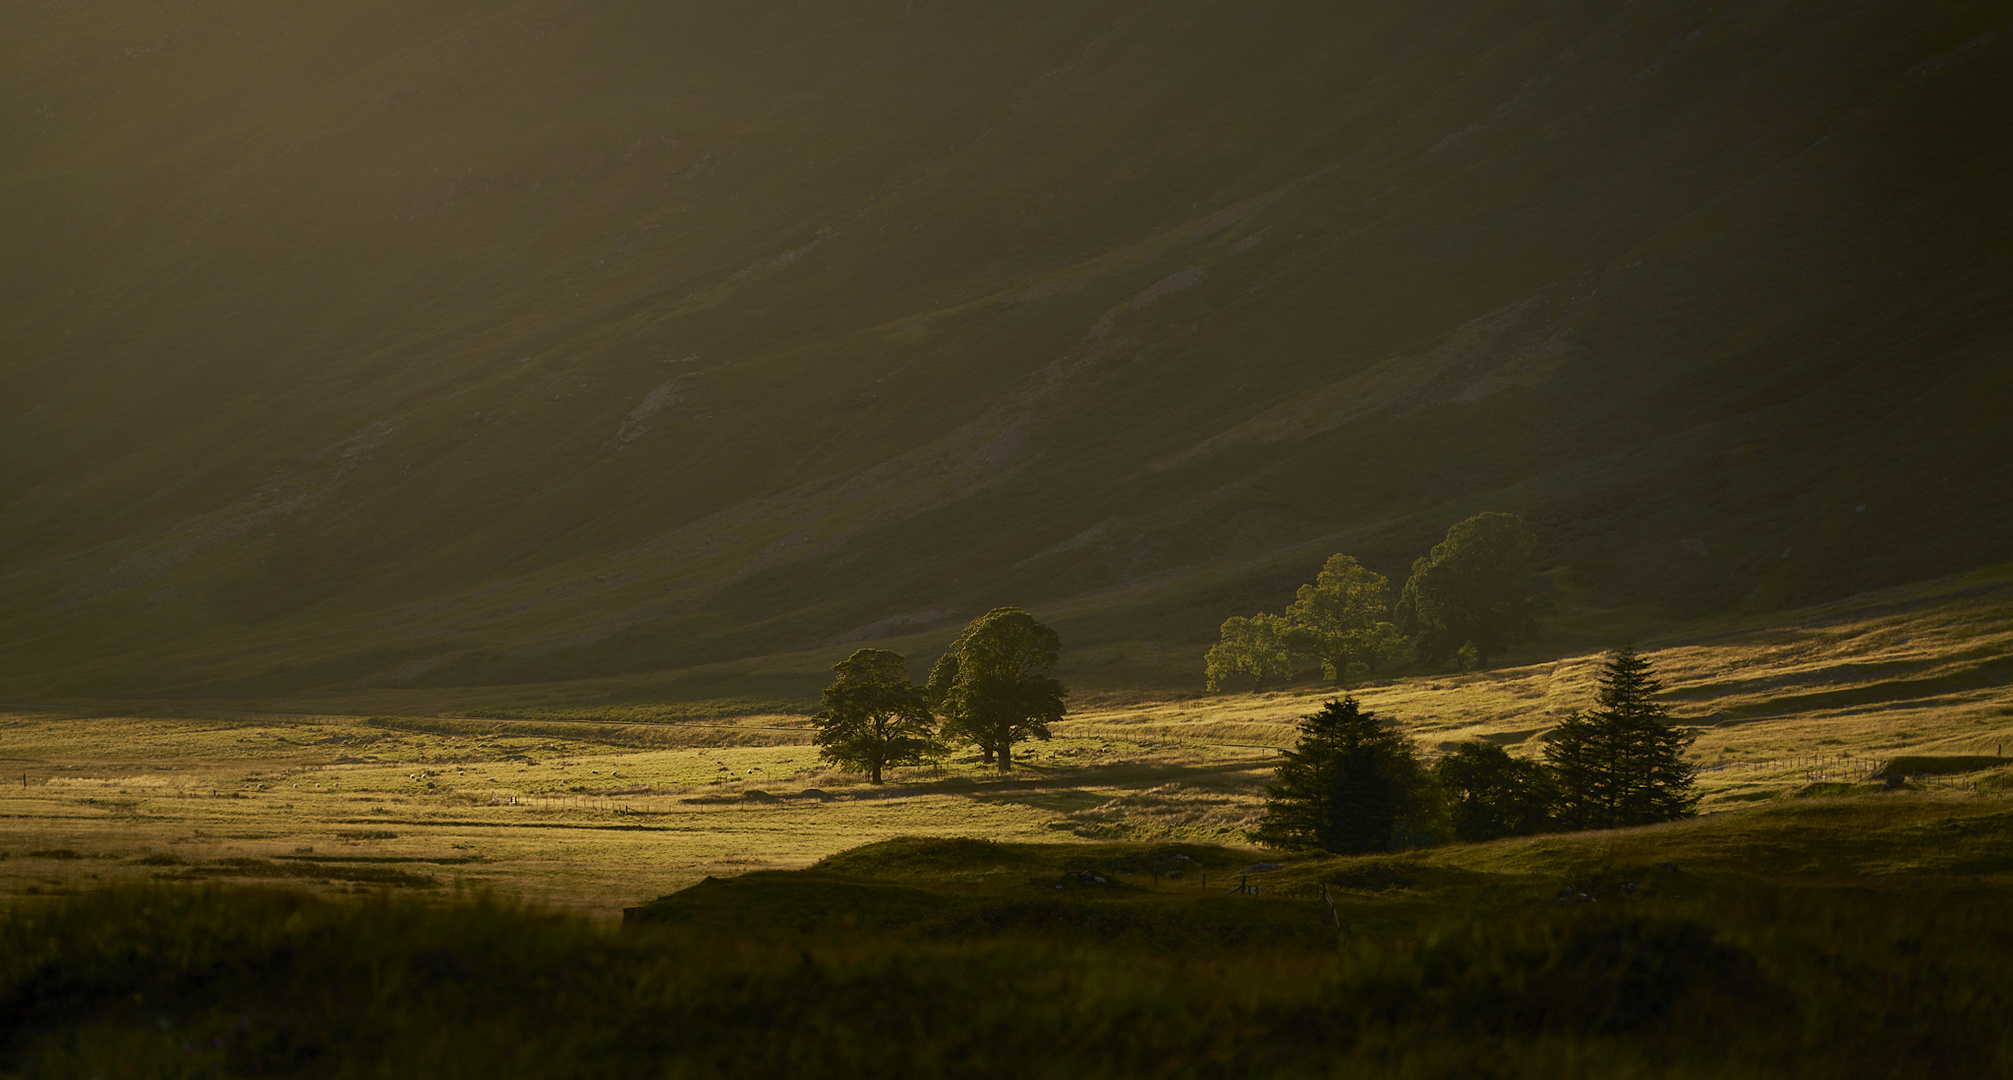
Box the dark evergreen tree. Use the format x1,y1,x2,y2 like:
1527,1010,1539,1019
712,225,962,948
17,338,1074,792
1541,707,1610,831
1396,512,1551,668
812,649,939,784
1543,645,1699,829
1251,698,1433,853
1433,740,1554,841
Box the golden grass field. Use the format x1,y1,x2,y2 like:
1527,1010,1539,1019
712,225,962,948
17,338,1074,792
4,571,2008,916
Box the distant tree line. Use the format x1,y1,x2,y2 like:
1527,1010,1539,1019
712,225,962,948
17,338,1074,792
812,607,1066,781
1206,511,1550,691
1252,645,1700,852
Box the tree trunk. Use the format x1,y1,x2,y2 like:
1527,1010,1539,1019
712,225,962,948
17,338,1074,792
996,745,1013,773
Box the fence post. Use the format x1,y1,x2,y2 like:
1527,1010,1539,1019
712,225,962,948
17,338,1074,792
1321,883,1343,949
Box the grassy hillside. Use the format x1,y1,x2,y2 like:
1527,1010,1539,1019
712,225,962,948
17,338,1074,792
3,0,2008,701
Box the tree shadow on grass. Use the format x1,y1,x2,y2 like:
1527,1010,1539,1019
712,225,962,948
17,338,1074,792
949,759,1274,815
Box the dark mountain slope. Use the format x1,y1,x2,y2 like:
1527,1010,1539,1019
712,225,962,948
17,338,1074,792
1,0,2008,699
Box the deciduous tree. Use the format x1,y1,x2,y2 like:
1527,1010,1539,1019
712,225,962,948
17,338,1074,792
1433,740,1553,841
927,608,1068,773
812,649,940,784
1283,554,1408,687
1204,612,1294,693
1396,512,1550,668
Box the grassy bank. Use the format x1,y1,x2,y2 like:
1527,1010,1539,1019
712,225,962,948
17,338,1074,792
6,800,2010,1077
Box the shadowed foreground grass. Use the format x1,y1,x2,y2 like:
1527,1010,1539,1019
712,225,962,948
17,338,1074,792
5,834,2010,1077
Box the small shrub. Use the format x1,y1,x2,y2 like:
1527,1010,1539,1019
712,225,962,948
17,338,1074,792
1350,915,1764,1035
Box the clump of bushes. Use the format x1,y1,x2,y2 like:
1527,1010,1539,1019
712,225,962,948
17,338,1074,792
1253,647,1698,852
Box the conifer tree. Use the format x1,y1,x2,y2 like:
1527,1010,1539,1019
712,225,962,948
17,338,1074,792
1251,698,1433,853
1543,645,1698,829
